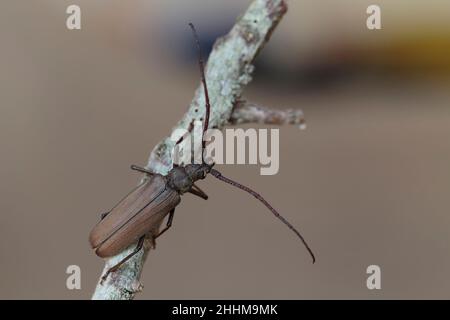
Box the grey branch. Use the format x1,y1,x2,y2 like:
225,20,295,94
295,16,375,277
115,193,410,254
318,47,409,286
230,100,305,128
92,0,288,300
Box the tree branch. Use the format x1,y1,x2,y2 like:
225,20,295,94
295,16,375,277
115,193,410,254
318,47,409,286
92,0,288,300
230,100,306,128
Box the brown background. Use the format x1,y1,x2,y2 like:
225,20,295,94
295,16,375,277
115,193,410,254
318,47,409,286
1,0,450,299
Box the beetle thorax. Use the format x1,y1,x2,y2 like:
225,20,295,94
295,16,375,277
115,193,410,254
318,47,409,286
167,164,212,194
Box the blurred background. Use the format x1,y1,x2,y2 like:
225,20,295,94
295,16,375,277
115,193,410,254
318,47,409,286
1,0,450,299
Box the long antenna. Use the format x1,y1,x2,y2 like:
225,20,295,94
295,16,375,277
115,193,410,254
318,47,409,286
188,22,211,161
210,169,316,263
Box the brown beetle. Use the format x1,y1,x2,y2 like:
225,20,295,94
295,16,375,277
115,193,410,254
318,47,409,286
89,23,315,282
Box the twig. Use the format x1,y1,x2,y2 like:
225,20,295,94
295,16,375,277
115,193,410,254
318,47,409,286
230,100,305,128
92,0,288,300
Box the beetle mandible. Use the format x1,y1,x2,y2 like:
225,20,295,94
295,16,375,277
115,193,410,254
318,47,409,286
89,23,315,282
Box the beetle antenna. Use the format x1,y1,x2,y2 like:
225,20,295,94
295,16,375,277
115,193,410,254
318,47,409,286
210,169,316,263
188,22,211,163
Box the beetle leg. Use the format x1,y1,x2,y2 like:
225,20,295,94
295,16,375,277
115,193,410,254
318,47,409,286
149,235,156,249
193,183,208,196
100,212,110,220
188,184,208,200
130,164,154,176
154,208,175,240
101,235,145,284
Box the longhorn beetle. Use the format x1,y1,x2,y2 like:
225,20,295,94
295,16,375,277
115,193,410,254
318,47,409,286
89,23,315,282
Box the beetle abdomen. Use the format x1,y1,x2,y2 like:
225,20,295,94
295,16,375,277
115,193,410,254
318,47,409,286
89,174,180,258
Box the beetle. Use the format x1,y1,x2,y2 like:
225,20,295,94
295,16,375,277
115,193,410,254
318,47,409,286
89,23,315,282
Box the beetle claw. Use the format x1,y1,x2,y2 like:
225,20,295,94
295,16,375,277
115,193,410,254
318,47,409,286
100,273,108,285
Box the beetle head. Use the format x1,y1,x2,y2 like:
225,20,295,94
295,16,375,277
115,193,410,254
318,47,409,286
185,163,213,182
167,163,213,194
